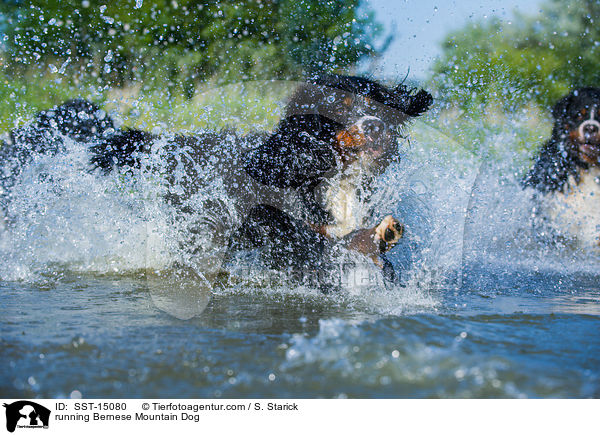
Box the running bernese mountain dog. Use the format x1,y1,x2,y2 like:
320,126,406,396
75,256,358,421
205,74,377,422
523,87,600,247
0,74,432,287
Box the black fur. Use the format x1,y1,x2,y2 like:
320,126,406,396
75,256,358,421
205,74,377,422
2,98,114,160
89,128,154,171
523,87,600,193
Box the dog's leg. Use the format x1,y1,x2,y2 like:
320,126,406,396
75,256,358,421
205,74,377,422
341,215,403,285
225,204,342,292
225,204,330,266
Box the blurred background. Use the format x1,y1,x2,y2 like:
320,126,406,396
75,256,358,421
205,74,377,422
1,0,599,158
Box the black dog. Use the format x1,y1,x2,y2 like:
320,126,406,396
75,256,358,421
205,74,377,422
523,87,600,246
1,74,432,287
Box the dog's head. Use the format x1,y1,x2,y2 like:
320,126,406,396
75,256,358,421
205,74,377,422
286,74,433,172
245,74,432,190
552,87,600,167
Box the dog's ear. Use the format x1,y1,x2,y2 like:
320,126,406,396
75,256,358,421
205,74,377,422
406,88,433,117
393,85,433,117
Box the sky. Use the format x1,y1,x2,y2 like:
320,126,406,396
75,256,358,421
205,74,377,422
364,0,545,81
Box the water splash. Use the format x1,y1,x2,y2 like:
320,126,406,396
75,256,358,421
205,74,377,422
1,83,598,319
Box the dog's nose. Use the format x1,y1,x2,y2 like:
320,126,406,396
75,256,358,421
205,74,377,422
361,118,385,136
580,119,600,142
583,123,599,135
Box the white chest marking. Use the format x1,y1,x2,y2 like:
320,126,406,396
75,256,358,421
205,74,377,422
322,163,372,238
546,167,600,246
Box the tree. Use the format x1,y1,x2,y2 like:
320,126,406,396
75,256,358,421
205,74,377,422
0,0,384,97
431,0,600,110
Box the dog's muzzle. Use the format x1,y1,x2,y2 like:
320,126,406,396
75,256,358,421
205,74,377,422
573,118,600,164
336,115,390,153
579,119,600,143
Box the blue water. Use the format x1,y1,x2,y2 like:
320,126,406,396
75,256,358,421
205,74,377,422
1,268,599,398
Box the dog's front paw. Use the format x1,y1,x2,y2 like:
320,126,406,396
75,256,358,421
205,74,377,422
343,216,404,259
374,215,403,253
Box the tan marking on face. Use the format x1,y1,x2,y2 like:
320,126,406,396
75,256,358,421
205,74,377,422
335,126,367,149
579,146,600,165
569,129,579,141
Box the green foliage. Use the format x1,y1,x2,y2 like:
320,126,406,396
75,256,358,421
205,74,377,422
0,0,385,132
0,0,383,94
103,80,295,133
430,0,600,111
0,67,293,133
0,69,98,131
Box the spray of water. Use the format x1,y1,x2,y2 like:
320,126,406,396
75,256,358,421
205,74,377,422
1,82,598,319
